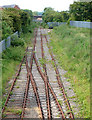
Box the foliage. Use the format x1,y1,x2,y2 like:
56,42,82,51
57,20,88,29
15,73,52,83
40,22,48,28
20,10,32,33
23,9,33,20
2,8,33,39
2,46,25,61
2,8,21,32
0,22,1,41
60,11,69,22
2,30,33,95
42,7,68,23
33,11,38,16
69,1,92,21
50,25,90,117
2,9,14,31
11,38,24,47
2,21,12,39
42,2,92,23
33,11,43,16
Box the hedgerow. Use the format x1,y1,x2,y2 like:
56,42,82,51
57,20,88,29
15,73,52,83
2,8,33,39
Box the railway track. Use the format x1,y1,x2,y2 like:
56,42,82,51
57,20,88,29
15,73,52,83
2,48,28,118
40,28,74,118
2,28,75,119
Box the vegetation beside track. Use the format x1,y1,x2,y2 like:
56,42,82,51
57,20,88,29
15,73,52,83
2,8,33,40
2,23,37,107
49,24,90,118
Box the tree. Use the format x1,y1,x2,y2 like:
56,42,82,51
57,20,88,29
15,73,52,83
33,11,38,16
60,11,69,22
2,8,33,39
42,7,64,23
2,8,21,32
69,1,92,21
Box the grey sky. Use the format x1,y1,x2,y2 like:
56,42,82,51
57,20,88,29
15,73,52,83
0,0,77,12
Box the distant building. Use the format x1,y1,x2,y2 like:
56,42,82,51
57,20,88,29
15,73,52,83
0,7,3,10
33,15,43,22
1,4,20,10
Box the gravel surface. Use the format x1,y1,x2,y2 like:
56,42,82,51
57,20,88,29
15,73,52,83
3,28,79,119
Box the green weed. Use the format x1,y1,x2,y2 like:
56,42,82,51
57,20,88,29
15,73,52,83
16,109,22,115
39,58,47,66
5,107,22,115
58,100,62,105
16,86,19,88
10,99,15,102
49,24,90,117
10,91,13,95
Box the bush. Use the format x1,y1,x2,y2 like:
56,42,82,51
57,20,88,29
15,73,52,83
2,46,25,61
2,21,12,39
11,38,24,47
86,19,91,22
2,8,33,39
10,35,25,47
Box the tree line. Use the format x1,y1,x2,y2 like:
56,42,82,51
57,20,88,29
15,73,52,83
42,1,92,23
2,8,33,40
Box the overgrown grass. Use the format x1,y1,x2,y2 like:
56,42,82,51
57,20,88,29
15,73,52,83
2,46,25,93
49,25,90,118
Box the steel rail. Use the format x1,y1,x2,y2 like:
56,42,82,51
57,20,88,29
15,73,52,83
40,31,52,120
22,29,44,119
29,29,44,119
33,54,66,120
21,50,30,119
21,28,44,119
44,35,74,119
21,29,37,119
30,71,44,120
2,47,28,114
30,29,37,70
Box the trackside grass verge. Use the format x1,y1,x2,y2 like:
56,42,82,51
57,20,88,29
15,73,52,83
49,25,90,118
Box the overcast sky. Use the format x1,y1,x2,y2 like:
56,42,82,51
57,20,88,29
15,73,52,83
0,0,77,12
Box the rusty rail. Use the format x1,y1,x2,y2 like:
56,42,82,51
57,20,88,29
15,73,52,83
2,48,28,114
33,54,66,119
44,35,74,119
30,29,44,119
21,29,37,119
30,71,44,120
40,31,52,120
21,51,30,119
21,29,44,119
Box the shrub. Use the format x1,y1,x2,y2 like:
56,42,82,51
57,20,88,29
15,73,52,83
2,21,12,40
2,8,33,39
10,35,25,47
11,38,24,47
2,46,25,61
86,19,91,22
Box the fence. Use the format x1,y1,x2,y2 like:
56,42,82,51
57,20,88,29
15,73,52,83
47,22,66,27
33,19,43,23
0,31,18,53
70,21,92,29
47,21,92,29
0,21,91,53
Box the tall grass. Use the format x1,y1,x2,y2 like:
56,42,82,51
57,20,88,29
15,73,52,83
49,25,90,118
